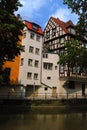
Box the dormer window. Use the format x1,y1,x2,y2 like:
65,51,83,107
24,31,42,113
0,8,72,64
71,28,75,34
32,22,39,31
33,25,38,30
68,27,75,34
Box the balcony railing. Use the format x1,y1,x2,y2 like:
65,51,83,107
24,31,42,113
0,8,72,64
59,72,87,82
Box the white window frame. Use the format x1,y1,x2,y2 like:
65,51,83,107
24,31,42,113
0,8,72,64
34,73,38,80
29,46,34,53
28,59,33,66
27,72,32,79
35,48,40,55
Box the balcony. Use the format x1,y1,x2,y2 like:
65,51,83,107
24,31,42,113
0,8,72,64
59,72,87,82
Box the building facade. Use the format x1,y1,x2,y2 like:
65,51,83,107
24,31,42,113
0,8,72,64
3,17,87,99
39,53,59,99
44,17,87,98
18,21,43,97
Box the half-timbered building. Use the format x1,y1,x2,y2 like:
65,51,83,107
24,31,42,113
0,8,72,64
44,17,87,98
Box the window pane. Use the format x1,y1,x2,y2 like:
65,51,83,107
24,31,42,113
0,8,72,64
60,65,64,73
35,60,39,67
27,72,32,79
34,73,38,80
30,33,35,39
28,59,33,66
23,32,26,38
36,35,40,41
29,46,34,53
35,48,39,55
43,53,48,58
21,45,25,52
43,63,53,70
46,31,50,39
20,58,24,66
52,28,56,37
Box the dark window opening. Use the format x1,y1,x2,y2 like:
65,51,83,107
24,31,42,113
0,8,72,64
69,81,75,89
47,76,51,79
44,87,48,91
3,68,11,84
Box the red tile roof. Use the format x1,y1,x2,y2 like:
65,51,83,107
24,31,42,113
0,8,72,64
51,17,74,33
25,21,43,35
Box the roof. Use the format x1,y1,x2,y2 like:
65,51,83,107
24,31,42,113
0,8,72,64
51,17,74,33
25,21,43,35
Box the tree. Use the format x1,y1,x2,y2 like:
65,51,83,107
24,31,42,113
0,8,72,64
58,40,87,76
0,0,24,83
63,0,87,38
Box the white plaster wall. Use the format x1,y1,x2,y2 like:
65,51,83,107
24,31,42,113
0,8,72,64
18,28,43,86
41,53,60,94
59,80,87,99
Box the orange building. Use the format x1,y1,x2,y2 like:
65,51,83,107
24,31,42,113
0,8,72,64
3,36,22,84
3,56,20,84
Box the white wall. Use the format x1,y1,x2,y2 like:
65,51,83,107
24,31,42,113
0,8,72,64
39,53,60,94
18,27,43,86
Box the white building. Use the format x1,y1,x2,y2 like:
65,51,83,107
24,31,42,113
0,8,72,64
18,17,87,99
18,20,61,99
38,53,59,99
18,21,43,97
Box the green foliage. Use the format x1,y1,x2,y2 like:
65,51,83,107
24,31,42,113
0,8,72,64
0,0,22,14
58,40,87,75
0,0,24,65
0,0,24,83
63,0,87,38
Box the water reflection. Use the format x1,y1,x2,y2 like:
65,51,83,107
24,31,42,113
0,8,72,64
0,112,87,130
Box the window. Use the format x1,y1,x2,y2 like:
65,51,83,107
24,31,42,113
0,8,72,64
43,63,53,70
60,65,64,73
52,28,56,37
34,73,38,80
71,28,75,34
35,48,40,55
61,38,64,43
55,66,58,70
46,31,50,39
32,24,38,30
21,45,25,52
85,43,87,48
4,67,11,77
36,35,40,41
44,87,48,91
29,46,34,53
43,53,48,58
35,60,39,67
47,76,51,80
23,32,26,38
20,58,24,66
69,81,75,89
28,59,33,66
3,68,11,83
72,67,80,74
27,72,32,79
77,67,80,74
30,33,35,39
59,49,65,56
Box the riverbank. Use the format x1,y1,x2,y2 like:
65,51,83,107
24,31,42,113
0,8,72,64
0,98,87,113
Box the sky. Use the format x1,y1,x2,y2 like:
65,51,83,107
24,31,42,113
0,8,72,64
15,0,78,30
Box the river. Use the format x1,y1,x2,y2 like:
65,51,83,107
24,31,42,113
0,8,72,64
0,109,87,130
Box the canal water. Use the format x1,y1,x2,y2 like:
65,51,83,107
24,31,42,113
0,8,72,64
0,109,87,130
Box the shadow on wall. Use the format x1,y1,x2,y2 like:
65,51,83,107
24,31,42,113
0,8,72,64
0,84,25,99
